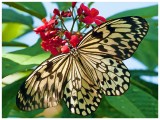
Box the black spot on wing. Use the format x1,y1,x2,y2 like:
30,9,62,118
92,31,103,38
44,62,53,72
35,72,41,80
57,72,63,82
98,45,107,52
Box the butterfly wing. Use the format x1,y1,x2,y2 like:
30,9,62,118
78,16,149,60
63,55,102,116
16,53,71,111
78,53,130,96
77,16,149,96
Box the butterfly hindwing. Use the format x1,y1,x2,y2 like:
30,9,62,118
63,56,102,116
16,54,71,111
78,53,130,96
78,16,149,60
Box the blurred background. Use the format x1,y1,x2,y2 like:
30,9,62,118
2,2,158,118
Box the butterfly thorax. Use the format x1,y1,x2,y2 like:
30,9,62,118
70,48,79,57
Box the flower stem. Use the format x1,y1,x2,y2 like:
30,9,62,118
60,18,68,31
71,16,78,33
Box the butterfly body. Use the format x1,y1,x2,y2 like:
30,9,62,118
16,16,149,116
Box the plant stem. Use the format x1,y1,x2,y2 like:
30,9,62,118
60,18,68,31
70,16,78,33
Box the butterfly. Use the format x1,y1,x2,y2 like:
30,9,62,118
16,16,149,116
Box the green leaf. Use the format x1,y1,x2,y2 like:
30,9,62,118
8,108,43,118
131,77,158,99
94,96,127,118
2,9,33,26
108,5,158,19
3,53,50,65
10,39,45,56
106,94,145,118
126,85,158,117
2,41,28,47
2,23,31,42
56,2,71,11
2,78,24,117
130,70,158,77
106,84,158,118
144,18,158,42
3,2,46,19
2,71,31,85
2,58,35,78
2,40,50,78
88,2,94,8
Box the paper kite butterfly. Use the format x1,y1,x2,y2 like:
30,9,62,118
16,16,149,116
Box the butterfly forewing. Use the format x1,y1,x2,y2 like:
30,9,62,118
78,16,149,60
16,54,71,111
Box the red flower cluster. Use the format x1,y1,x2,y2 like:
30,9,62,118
53,9,72,17
34,2,106,56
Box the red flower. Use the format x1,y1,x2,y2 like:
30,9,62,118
61,45,70,53
50,47,60,56
34,3,107,56
72,2,77,8
64,31,71,39
61,11,72,17
80,3,90,15
70,35,80,47
53,8,60,16
33,25,46,33
78,3,106,25
64,31,82,48
77,8,83,16
47,19,58,26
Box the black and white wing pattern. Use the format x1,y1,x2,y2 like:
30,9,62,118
16,54,71,111
78,16,149,60
76,16,149,98
78,53,130,96
16,16,149,116
63,56,102,116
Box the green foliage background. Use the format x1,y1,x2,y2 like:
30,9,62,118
2,2,158,118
